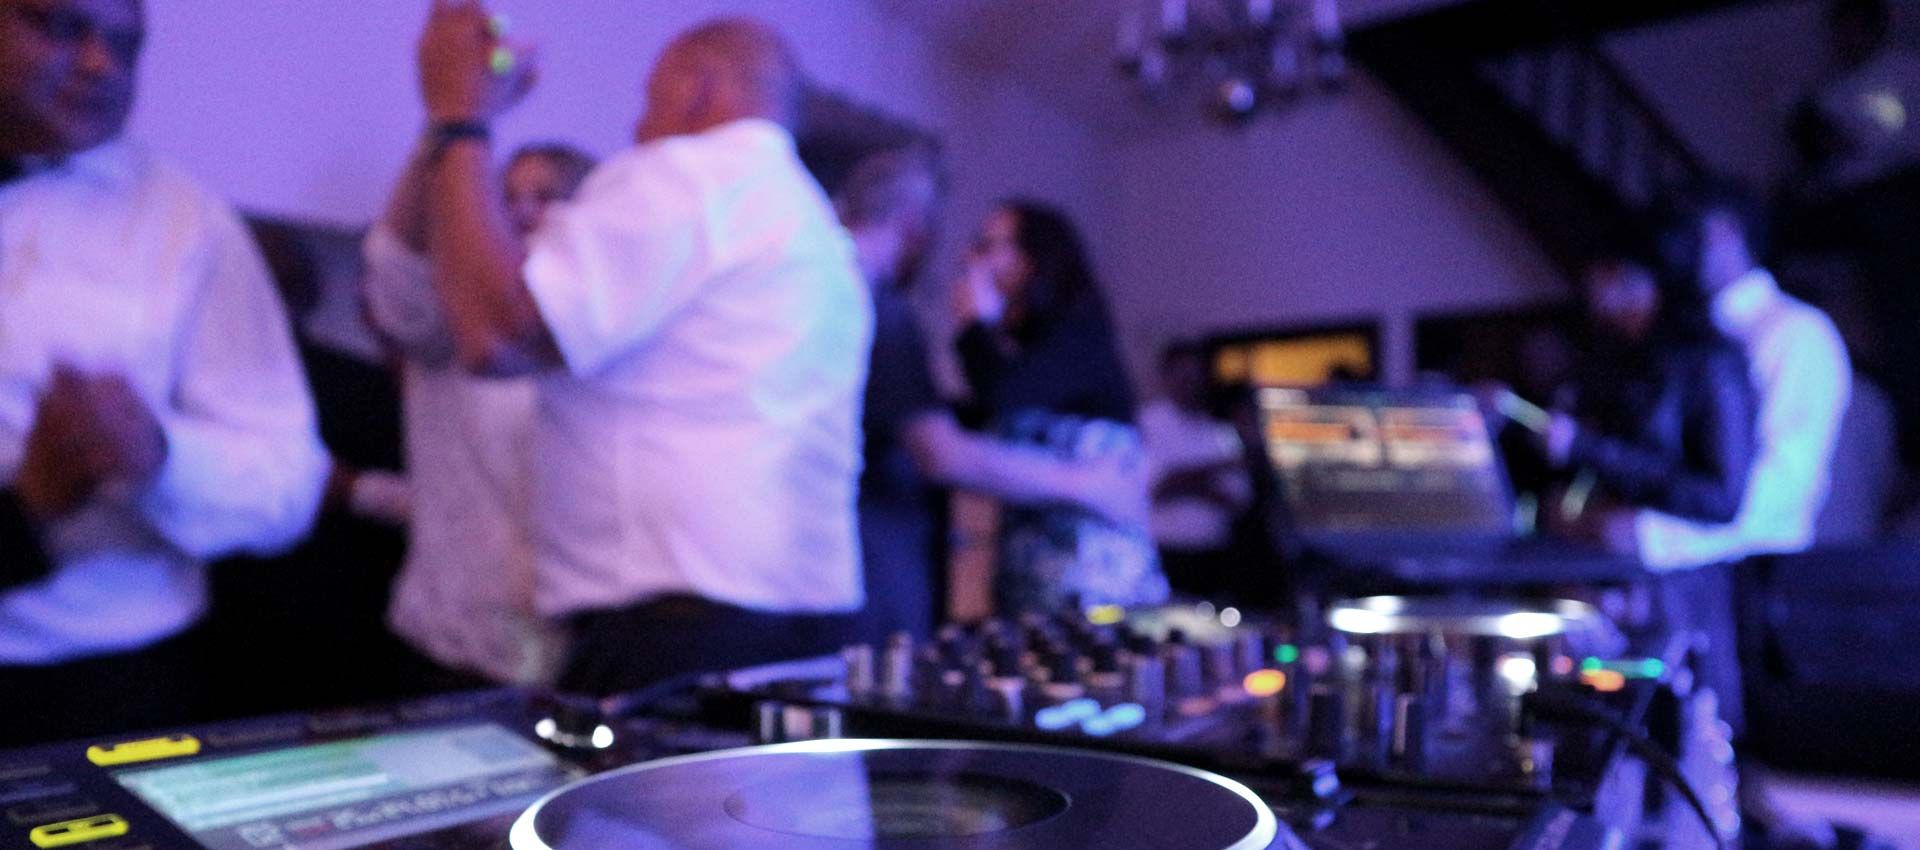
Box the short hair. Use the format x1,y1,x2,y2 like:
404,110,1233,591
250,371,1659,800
507,142,596,195
670,17,802,125
1658,178,1773,266
835,146,942,230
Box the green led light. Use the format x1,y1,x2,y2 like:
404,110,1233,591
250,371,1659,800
1275,644,1300,665
1581,657,1603,673
490,47,516,76
1639,659,1666,679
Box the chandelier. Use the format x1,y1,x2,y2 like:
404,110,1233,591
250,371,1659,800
1116,0,1347,123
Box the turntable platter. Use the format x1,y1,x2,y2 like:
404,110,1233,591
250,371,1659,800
508,739,1286,850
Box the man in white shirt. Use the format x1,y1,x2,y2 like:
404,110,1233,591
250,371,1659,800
407,6,870,695
362,144,593,687
0,0,329,744
1643,186,1854,849
1641,189,1852,572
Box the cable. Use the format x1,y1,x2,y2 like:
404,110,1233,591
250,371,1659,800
1527,688,1729,850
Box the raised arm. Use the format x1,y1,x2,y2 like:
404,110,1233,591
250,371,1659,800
415,0,559,376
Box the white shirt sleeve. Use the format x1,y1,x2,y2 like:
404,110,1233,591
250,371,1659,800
139,202,330,559
361,225,455,367
522,161,713,377
1745,311,1852,550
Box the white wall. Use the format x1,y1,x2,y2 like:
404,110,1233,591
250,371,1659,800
126,0,1102,249
1089,76,1563,389
125,2,1562,397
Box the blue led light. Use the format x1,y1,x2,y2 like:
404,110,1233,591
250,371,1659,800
1102,703,1148,732
1057,699,1102,722
1081,717,1117,737
1034,707,1076,731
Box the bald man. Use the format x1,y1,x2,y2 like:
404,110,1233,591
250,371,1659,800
406,6,870,695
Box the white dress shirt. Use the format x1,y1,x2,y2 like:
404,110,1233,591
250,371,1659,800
521,119,872,617
362,228,560,684
1635,269,1851,569
0,142,329,663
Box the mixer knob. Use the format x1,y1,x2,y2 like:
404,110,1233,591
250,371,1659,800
1164,643,1206,704
1125,652,1168,720
1307,686,1350,762
987,637,1025,679
754,701,844,745
841,644,876,700
1391,694,1428,772
881,633,915,703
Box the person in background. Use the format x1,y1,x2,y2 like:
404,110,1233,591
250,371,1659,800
1524,255,1758,752
950,201,1163,615
405,6,870,695
837,148,1146,640
0,0,329,745
1644,185,1851,569
1537,256,1757,550
1653,185,1857,850
362,141,594,687
1139,340,1251,600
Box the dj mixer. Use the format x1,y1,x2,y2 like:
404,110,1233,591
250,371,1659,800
0,599,1732,850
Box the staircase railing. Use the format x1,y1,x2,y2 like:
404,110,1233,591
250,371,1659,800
1479,40,1708,210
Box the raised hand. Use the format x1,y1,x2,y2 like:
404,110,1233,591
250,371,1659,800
417,0,539,124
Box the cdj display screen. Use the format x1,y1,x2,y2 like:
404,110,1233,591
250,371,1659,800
1258,388,1513,537
114,723,574,850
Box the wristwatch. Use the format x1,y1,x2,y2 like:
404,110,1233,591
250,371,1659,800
425,120,491,160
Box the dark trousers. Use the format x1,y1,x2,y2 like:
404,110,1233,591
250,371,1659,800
558,595,855,697
1656,563,1745,737
0,626,210,750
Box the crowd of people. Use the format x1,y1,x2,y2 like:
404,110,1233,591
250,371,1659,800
0,0,1170,745
0,14,1909,836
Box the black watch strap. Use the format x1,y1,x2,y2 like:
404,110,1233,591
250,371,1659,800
426,120,491,160
0,489,55,592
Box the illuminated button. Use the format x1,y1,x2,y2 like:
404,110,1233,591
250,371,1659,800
85,736,199,767
1086,605,1127,626
1580,669,1627,693
28,814,126,849
1100,703,1148,732
1273,644,1301,665
1243,669,1287,698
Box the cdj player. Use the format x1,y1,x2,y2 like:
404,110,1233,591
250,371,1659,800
0,600,1726,850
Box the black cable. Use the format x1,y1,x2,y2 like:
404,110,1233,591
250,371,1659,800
1528,689,1728,850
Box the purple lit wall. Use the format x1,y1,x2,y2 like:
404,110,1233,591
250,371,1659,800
125,0,1102,272
1088,78,1562,389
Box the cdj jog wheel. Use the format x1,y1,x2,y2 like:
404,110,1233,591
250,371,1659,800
509,739,1292,850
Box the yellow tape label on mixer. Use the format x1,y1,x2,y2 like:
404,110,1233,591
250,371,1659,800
85,737,200,767
29,814,127,849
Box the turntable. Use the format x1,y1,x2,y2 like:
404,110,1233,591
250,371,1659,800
509,739,1294,850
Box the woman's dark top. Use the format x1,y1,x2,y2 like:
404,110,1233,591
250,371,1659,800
954,295,1137,427
1564,333,1758,524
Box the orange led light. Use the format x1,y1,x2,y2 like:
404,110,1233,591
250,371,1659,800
1244,669,1287,698
1580,669,1627,693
